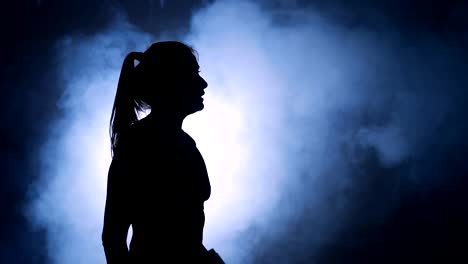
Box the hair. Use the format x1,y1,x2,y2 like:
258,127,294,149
109,41,197,157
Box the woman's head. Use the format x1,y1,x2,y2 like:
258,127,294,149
135,41,208,112
110,41,208,155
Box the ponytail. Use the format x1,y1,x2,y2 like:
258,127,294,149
109,51,145,157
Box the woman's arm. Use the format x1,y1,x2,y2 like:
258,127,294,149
102,156,131,264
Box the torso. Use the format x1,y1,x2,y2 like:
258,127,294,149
123,118,211,261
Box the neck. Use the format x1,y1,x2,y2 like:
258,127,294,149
146,110,186,131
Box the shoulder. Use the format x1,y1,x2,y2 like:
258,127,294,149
181,130,197,146
114,123,144,159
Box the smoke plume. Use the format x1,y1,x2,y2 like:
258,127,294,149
28,1,468,263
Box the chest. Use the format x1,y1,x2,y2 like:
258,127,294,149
132,136,211,204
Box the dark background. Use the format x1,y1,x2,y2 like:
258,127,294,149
1,0,467,263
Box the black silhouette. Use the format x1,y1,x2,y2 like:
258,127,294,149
102,41,224,263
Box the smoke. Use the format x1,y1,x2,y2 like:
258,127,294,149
27,19,153,263
27,0,467,263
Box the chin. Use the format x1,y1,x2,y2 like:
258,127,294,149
187,103,204,115
195,103,205,112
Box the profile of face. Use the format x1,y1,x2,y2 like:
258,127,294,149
137,42,208,117
169,52,208,115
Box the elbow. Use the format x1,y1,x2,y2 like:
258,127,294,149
101,224,112,247
101,230,110,248
101,224,118,251
102,225,125,249
102,228,130,263
102,214,130,247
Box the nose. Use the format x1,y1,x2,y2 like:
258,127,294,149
199,76,208,90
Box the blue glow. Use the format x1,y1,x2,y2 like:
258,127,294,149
27,1,460,263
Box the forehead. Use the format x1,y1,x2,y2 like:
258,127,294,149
138,53,198,75
180,52,199,69
158,50,199,70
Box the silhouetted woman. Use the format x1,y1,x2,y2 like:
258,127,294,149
102,41,216,263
